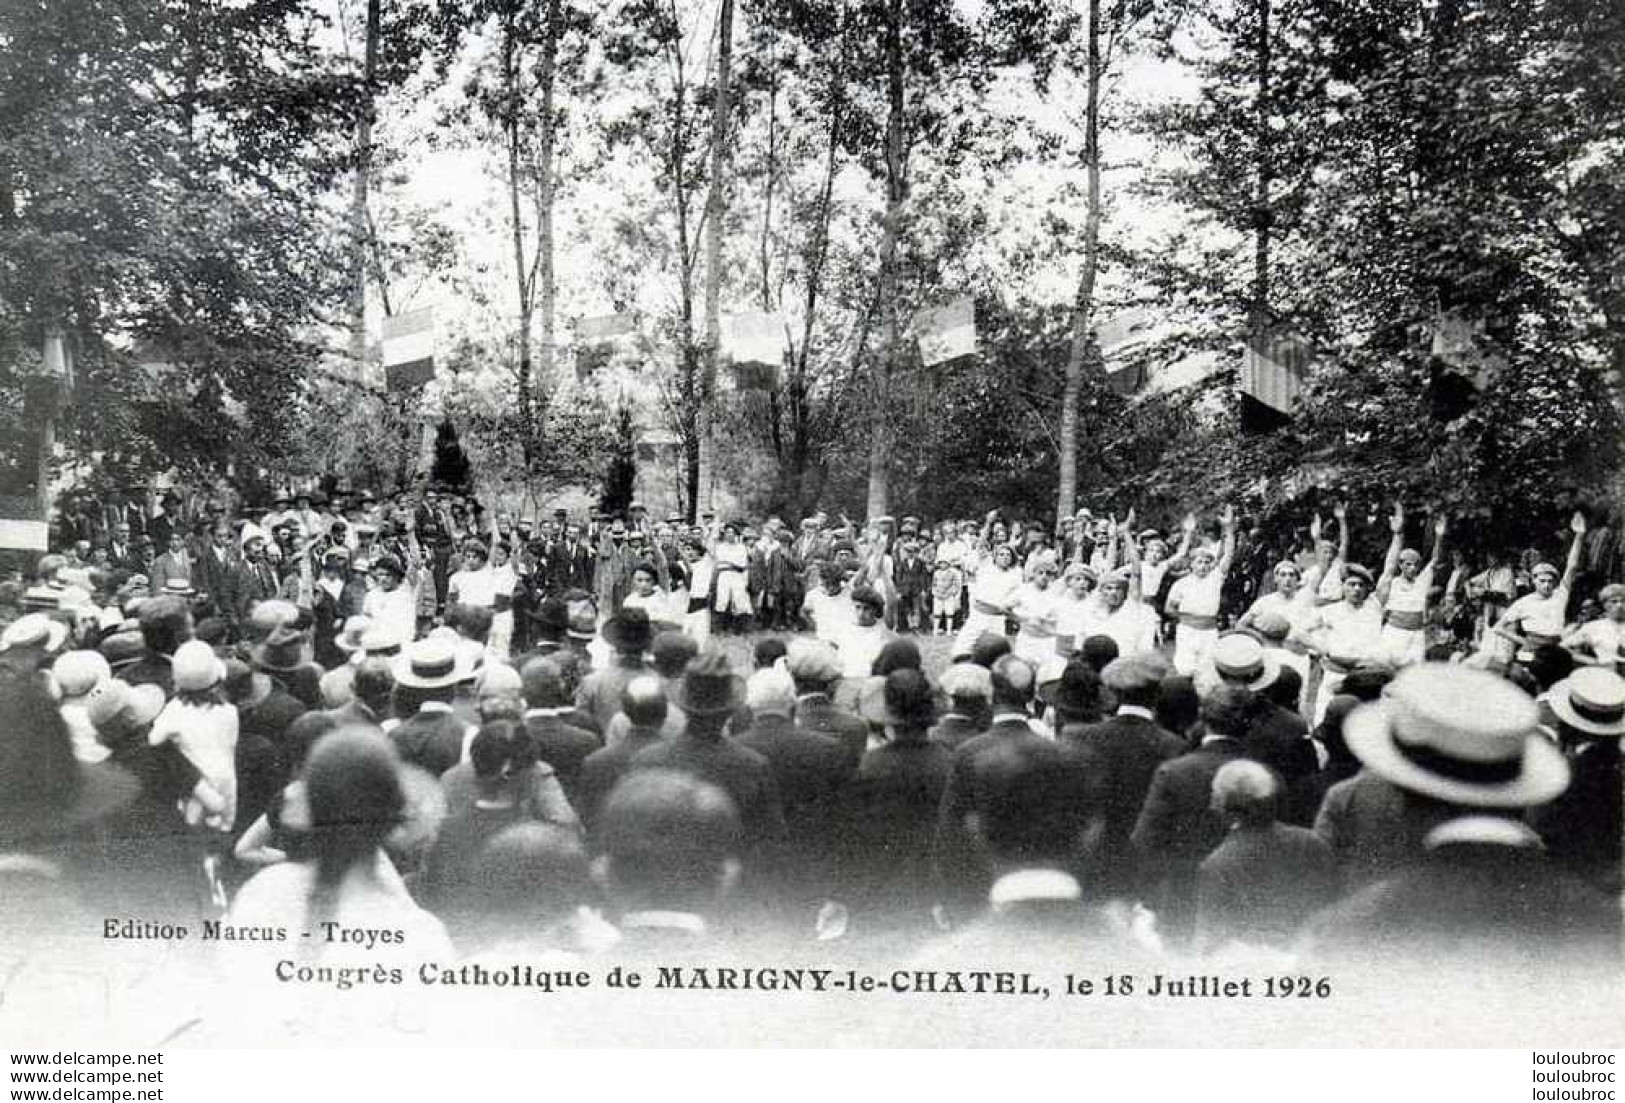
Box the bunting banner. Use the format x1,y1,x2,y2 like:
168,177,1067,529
722,311,785,389
913,296,977,367
635,428,682,466
382,307,436,392
1430,308,1496,390
1241,330,1313,415
574,313,636,380
1095,308,1153,359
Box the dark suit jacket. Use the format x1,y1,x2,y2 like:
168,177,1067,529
794,693,869,771
1130,736,1246,938
1062,711,1187,899
1244,702,1317,790
1531,740,1621,892
736,714,851,903
934,717,1053,918
1308,839,1621,977
929,714,984,752
576,729,665,831
842,737,954,923
233,559,281,622
631,733,786,851
1194,822,1338,953
522,711,602,807
390,708,470,778
1312,769,1435,889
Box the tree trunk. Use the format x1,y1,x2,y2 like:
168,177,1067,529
536,0,559,434
865,0,906,520
1250,0,1272,333
348,0,382,382
1056,0,1102,521
697,0,735,518
502,14,535,467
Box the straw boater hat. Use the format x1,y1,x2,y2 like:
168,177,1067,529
1344,663,1570,809
1544,667,1625,739
334,615,372,655
1,613,70,656
160,578,196,599
392,638,476,690
1210,632,1280,691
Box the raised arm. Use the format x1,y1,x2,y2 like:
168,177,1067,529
1333,501,1350,567
1562,512,1586,593
1120,513,1143,603
1215,505,1237,579
1165,512,1197,572
1427,515,1447,574
1376,503,1405,601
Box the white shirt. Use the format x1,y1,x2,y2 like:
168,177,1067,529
363,585,418,647
1168,570,1223,618
447,566,496,608
1502,588,1569,640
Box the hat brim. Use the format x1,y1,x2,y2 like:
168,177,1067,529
1343,701,1571,809
2,620,71,654
675,675,745,716
1545,682,1625,738
390,651,476,690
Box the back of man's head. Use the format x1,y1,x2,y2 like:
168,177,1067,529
138,595,193,657
970,740,1091,867
621,674,669,732
448,603,493,645
1201,684,1255,739
521,657,570,709
596,770,742,912
1210,759,1280,827
352,657,395,714
989,654,1036,713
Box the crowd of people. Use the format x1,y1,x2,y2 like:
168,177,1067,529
2,479,1621,1033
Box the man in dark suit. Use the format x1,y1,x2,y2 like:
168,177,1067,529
576,675,670,831
389,639,477,778
930,663,990,751
1308,664,1621,989
595,769,744,955
197,521,239,630
1131,683,1252,945
522,656,605,813
232,531,282,624
736,666,850,913
632,647,786,858
927,738,1162,970
786,638,868,770
934,654,1051,922
1194,759,1337,954
842,669,955,935
1063,654,1186,900
1210,634,1317,795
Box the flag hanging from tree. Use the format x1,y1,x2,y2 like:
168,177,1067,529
574,312,636,379
913,296,977,366
382,307,436,391
635,427,682,465
1430,308,1497,390
722,311,785,389
1096,308,1154,395
1241,329,1313,415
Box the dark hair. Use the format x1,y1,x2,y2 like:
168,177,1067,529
470,720,521,782
446,603,492,644
302,728,405,932
969,740,1091,864
1080,634,1120,674
352,657,395,714
1155,675,1200,737
1201,685,1255,738
871,637,922,677
597,770,741,909
138,595,193,657
753,637,788,670
1264,665,1302,710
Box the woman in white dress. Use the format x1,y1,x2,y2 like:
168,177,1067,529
1495,512,1586,662
954,542,1023,653
1008,550,1064,666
